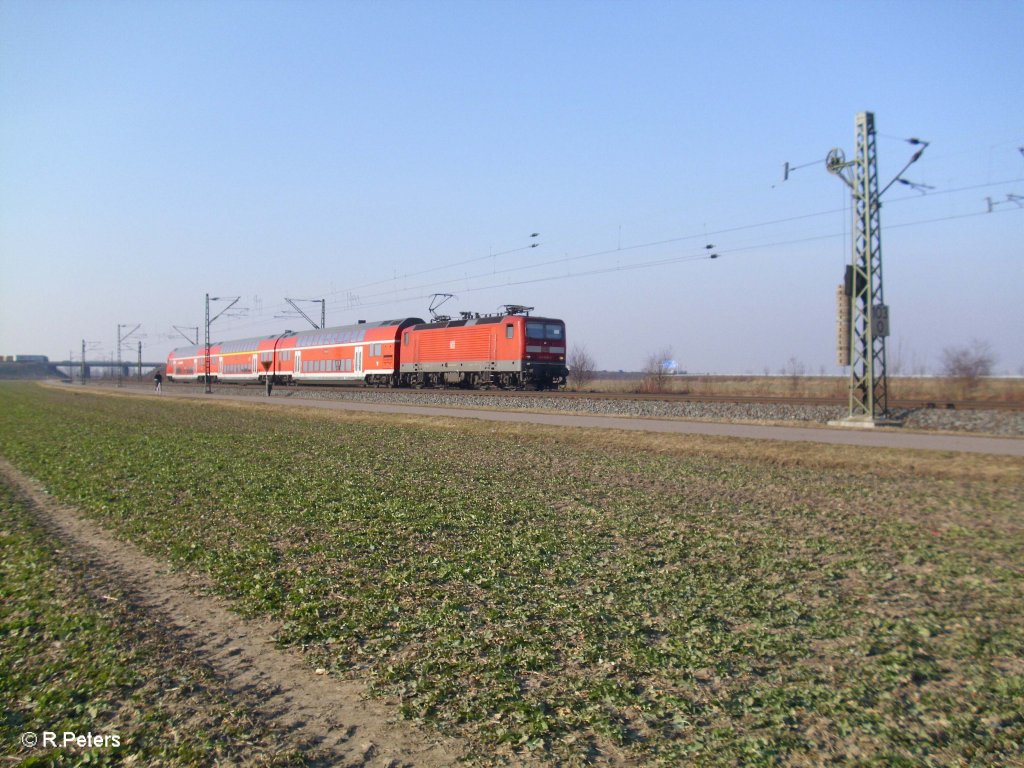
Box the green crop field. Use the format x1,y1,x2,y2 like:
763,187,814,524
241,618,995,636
0,469,315,766
1,382,1022,766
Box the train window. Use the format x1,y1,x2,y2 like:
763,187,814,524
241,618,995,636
403,332,409,346
506,324,514,339
526,322,564,340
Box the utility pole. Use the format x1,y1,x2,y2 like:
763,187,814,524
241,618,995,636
80,339,100,384
172,325,199,345
826,111,927,426
117,324,141,388
204,294,241,394
282,298,326,329
205,295,210,392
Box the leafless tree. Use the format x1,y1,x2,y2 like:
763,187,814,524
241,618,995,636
783,356,805,394
567,344,597,391
639,346,675,394
941,339,996,396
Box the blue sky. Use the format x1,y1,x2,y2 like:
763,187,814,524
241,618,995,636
1,0,1021,373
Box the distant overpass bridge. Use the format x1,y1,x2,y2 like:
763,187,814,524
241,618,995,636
53,360,166,379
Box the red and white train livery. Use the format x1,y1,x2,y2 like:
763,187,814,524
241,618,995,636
166,317,421,387
166,309,567,390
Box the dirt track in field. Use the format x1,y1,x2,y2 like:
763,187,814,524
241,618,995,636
0,458,474,768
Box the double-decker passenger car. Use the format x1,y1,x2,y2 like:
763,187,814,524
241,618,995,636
166,318,423,386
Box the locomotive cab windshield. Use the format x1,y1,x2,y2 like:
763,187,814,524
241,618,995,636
526,321,564,341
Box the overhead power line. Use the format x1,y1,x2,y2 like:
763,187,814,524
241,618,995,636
206,178,1022,338
206,203,1021,333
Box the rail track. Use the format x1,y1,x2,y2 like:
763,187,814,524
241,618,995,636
418,388,1024,412
468,389,1024,412
173,381,1024,412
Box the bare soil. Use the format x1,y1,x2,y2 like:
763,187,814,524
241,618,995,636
0,458,474,768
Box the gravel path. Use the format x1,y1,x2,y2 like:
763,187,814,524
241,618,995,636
166,384,1024,438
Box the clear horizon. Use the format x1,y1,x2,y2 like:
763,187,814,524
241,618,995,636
2,0,1022,374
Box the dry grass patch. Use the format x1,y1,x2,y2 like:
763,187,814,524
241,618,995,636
579,374,1024,403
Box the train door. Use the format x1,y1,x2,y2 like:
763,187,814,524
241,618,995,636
294,350,301,377
252,354,258,375
354,346,363,374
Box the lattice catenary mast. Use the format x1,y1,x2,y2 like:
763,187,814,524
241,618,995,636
827,111,892,424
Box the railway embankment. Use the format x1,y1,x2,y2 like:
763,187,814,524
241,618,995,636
163,384,1024,437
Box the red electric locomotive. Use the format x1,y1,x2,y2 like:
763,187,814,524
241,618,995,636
399,306,567,390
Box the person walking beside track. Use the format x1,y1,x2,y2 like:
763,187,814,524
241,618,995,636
154,371,162,393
